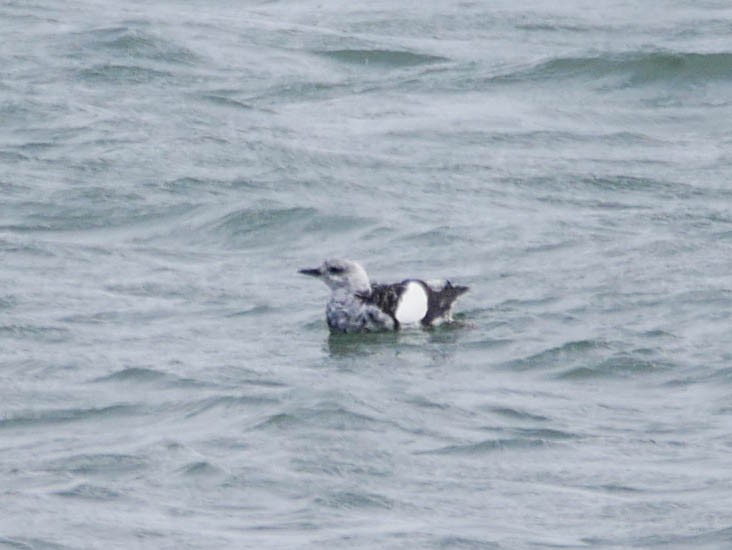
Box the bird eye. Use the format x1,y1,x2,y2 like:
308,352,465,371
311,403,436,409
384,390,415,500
328,266,345,275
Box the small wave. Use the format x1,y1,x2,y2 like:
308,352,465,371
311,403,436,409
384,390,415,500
585,524,732,548
72,26,199,65
436,536,500,549
203,205,372,249
502,339,610,372
495,50,732,87
419,437,547,455
0,150,31,163
316,48,448,67
512,427,577,440
54,483,122,501
314,490,394,510
252,412,301,431
44,453,148,476
199,94,258,111
251,403,382,433
178,460,225,478
589,483,643,495
77,64,173,84
394,226,471,247
103,281,200,300
308,405,381,431
0,404,138,429
158,176,263,197
326,331,400,356
0,324,70,343
225,304,274,318
405,395,451,411
1,200,194,234
579,174,678,193
558,354,675,380
484,406,550,422
95,367,167,382
91,367,207,389
473,129,663,149
0,537,71,550
210,206,315,242
183,394,279,419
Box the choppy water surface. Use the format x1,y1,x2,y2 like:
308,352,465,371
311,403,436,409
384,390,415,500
2,0,732,548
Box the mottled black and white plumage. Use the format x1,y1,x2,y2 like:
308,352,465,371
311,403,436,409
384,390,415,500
299,259,468,334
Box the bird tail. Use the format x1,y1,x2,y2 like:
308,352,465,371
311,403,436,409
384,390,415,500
440,281,469,305
423,281,468,325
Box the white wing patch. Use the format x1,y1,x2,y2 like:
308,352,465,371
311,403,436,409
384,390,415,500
395,281,428,325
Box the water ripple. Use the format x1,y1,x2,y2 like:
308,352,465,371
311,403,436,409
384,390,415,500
419,437,551,456
316,48,448,67
54,482,123,501
0,405,139,430
496,51,732,86
314,490,394,510
44,453,148,476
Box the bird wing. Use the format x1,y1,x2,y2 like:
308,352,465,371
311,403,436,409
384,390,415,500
358,282,406,326
359,279,468,327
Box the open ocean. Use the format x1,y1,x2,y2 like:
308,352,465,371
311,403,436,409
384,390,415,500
2,0,732,548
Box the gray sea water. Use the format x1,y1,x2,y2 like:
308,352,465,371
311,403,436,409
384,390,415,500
2,0,732,548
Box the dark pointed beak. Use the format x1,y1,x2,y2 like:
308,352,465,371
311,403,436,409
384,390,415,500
299,267,321,277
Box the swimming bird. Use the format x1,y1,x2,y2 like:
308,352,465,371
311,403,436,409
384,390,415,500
299,259,468,333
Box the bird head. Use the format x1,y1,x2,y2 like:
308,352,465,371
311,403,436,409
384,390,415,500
299,259,371,294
